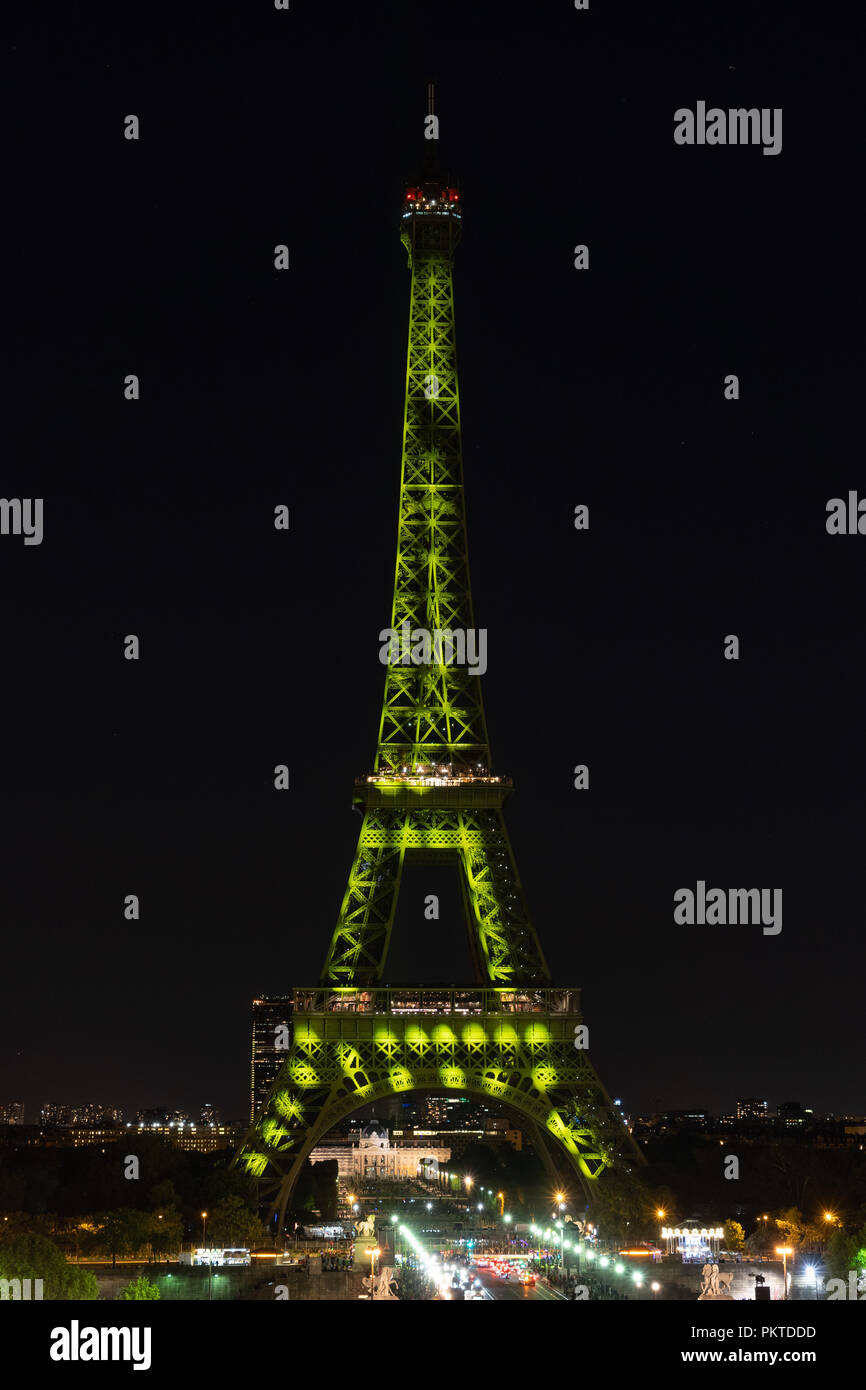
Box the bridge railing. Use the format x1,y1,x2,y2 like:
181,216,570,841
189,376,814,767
289,987,580,1015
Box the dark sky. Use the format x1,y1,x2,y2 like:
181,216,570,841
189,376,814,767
4,1,864,1124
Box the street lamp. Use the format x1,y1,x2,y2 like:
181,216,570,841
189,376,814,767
367,1245,380,1297
655,1208,667,1253
200,1211,208,1246
776,1246,793,1300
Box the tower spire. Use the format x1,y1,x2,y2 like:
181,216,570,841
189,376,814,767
319,94,549,990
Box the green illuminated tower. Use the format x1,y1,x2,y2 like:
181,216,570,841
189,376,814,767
236,92,641,1224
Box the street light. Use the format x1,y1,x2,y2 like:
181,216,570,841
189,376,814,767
367,1245,381,1297
201,1211,208,1246
776,1246,793,1300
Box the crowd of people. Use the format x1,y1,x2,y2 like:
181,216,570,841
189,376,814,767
320,1247,355,1271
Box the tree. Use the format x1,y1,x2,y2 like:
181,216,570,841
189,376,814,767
0,1233,99,1300
148,1179,181,1212
825,1222,866,1280
775,1206,822,1250
92,1210,152,1266
745,1219,775,1255
116,1275,161,1300
825,1227,858,1280
724,1220,745,1252
150,1207,183,1262
206,1195,266,1248
592,1165,650,1244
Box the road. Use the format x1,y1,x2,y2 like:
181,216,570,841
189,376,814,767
475,1269,563,1301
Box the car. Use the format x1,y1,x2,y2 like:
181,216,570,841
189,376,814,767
520,1271,537,1285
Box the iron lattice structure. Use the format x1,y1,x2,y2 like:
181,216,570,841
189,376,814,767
236,107,641,1223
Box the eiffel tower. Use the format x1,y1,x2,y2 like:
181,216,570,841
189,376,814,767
236,89,642,1226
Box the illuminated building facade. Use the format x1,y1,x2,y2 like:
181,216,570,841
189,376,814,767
736,1098,768,1120
309,1120,449,1180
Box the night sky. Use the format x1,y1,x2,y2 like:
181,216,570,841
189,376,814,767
4,2,863,1124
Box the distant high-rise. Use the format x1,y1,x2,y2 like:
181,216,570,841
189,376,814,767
40,1103,123,1126
250,996,293,1123
40,1102,71,1125
70,1103,122,1126
0,1102,25,1125
778,1100,812,1127
135,1107,189,1125
199,1103,221,1126
736,1098,768,1120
